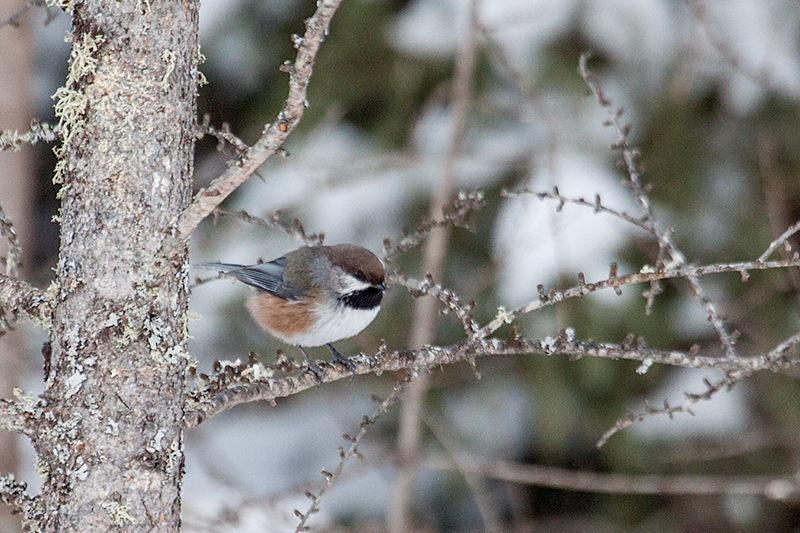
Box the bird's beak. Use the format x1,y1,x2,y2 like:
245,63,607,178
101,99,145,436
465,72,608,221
376,283,386,292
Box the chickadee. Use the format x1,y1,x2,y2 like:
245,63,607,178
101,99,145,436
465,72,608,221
199,244,385,375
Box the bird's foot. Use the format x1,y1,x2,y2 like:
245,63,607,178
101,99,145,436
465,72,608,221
326,343,356,378
298,347,324,384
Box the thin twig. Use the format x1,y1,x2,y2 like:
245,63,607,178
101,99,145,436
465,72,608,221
382,190,484,260
596,374,739,448
388,272,478,338
196,114,249,158
758,219,800,263
477,256,800,340
579,53,737,358
422,414,504,533
389,2,481,530
294,371,414,532
183,330,800,429
421,455,798,499
174,0,344,240
211,208,324,247
682,0,776,87
504,187,649,232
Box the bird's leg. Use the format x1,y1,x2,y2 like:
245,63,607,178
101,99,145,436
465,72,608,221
297,346,323,383
326,343,356,375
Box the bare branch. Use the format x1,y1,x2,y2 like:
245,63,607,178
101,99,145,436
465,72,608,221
294,372,413,532
478,256,800,340
682,0,776,87
0,274,52,327
390,3,482,525
422,455,798,499
174,0,344,240
195,114,249,159
422,414,504,533
758,219,800,263
764,330,800,364
580,52,736,357
503,187,650,232
0,121,59,151
211,208,324,247
388,272,478,338
596,374,738,448
382,190,484,259
184,331,800,429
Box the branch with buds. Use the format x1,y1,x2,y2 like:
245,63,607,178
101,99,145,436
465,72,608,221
579,53,738,359
174,0,345,241
184,324,800,430
183,56,800,451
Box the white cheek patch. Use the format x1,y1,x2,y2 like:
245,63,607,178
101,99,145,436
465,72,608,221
337,273,371,294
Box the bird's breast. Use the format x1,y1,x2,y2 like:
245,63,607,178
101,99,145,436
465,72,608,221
247,290,380,347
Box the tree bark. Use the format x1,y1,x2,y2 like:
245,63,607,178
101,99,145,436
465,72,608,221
32,0,199,529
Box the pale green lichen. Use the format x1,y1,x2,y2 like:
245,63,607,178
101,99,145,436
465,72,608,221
46,0,76,14
0,122,59,151
105,418,119,436
494,306,514,325
196,44,208,87
12,388,40,414
160,49,176,91
101,501,136,527
33,455,49,483
51,30,106,184
135,0,150,15
119,321,140,348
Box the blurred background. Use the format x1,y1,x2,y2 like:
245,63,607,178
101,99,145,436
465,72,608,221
2,0,800,531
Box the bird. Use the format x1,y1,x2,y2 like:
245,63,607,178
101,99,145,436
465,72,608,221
198,244,386,377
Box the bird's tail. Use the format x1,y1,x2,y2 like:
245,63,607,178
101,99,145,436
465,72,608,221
195,262,245,273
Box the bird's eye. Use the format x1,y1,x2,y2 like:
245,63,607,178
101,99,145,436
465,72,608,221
355,270,365,281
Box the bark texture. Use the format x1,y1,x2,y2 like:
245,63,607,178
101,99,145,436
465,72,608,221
33,0,199,529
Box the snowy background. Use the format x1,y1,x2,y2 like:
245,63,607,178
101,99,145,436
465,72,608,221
5,0,800,531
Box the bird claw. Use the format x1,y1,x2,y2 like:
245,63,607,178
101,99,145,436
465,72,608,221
298,347,324,384
327,343,357,378
302,360,325,384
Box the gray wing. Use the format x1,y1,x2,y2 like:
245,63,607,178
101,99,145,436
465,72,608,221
196,257,302,299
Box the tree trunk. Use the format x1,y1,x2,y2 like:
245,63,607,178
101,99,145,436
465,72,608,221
33,0,199,529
